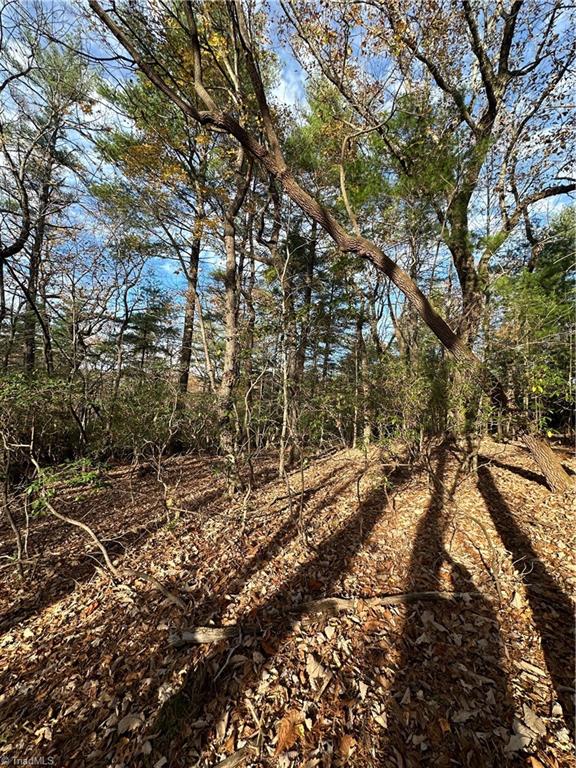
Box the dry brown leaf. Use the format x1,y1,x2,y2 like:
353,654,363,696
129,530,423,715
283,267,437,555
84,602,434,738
522,704,546,736
362,617,381,633
275,710,305,755
261,638,277,656
339,734,356,757
83,601,99,616
324,625,335,640
223,731,236,754
511,590,523,609
117,712,144,735
438,717,451,734
214,746,255,768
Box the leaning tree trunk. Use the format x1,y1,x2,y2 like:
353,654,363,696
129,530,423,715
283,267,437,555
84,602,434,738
522,434,573,493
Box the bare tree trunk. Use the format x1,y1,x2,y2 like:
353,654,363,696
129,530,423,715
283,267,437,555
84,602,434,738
23,127,57,375
0,259,6,332
278,259,298,475
178,236,201,393
243,242,257,398
196,293,216,393
352,314,361,449
352,310,370,448
321,279,335,383
112,326,127,405
38,279,53,375
23,228,41,374
294,219,316,382
218,152,251,486
360,320,371,446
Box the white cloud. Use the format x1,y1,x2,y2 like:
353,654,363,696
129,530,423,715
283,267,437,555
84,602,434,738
271,65,306,109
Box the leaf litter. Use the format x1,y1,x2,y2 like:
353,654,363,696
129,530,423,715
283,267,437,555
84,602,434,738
0,440,574,766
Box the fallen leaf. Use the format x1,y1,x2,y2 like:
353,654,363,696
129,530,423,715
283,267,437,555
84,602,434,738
517,661,546,677
306,653,330,687
452,710,475,723
438,717,451,734
261,638,277,656
505,733,531,752
421,610,434,625
214,747,255,768
522,704,546,736
374,713,387,728
83,601,99,616
117,712,144,735
339,734,356,757
275,710,305,755
223,731,236,754
362,617,381,632
511,590,523,609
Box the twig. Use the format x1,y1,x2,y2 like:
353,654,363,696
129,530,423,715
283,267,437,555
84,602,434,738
31,453,120,579
124,569,186,610
468,515,505,605
302,591,470,615
245,698,264,755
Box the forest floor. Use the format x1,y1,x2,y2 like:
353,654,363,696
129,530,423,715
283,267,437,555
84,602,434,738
0,439,574,768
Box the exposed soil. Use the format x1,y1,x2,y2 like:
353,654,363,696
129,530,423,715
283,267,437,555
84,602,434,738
0,439,574,767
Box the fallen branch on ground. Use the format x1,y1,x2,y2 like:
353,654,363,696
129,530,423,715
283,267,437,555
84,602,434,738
214,744,257,767
170,625,241,646
302,590,469,615
168,591,471,646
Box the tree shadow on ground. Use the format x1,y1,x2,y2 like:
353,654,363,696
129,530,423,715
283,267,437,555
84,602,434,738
0,515,170,633
0,458,365,765
0,459,235,634
382,450,516,767
176,466,363,628
142,464,413,765
477,464,575,740
480,455,548,487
